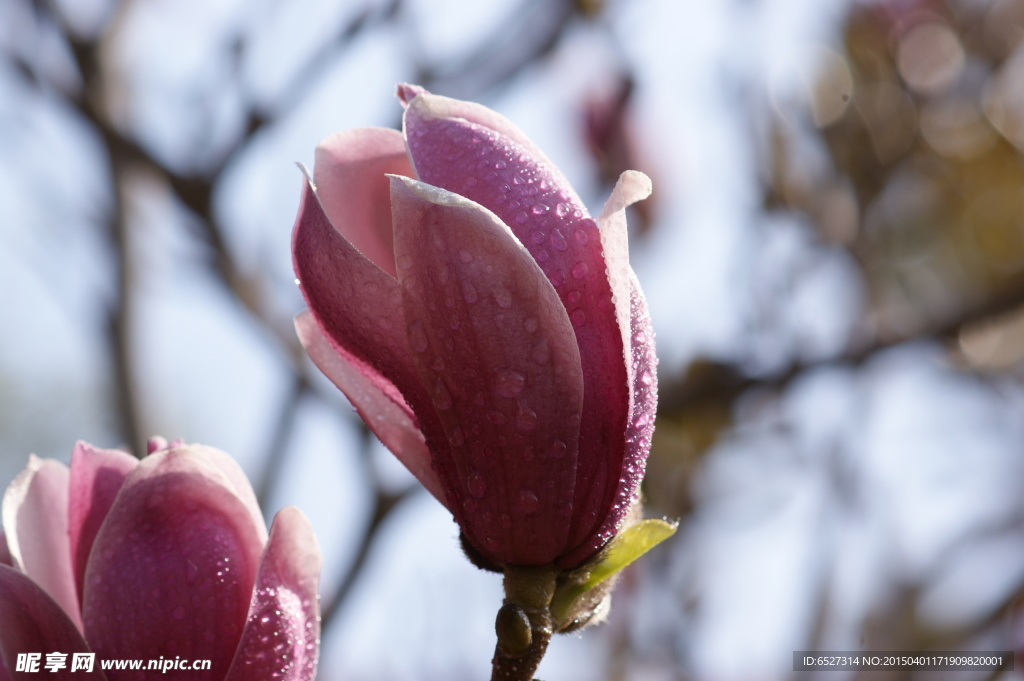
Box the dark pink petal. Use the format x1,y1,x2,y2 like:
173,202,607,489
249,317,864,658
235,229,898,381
0,565,107,680
224,507,321,681
292,180,455,505
402,92,631,566
313,127,413,277
68,442,137,603
391,176,585,566
81,448,265,680
559,171,657,567
2,457,81,630
295,311,446,505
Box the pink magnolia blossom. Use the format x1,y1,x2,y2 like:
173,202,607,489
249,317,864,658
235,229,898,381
293,84,656,570
0,439,321,681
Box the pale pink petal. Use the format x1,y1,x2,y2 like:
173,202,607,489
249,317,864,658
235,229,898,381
224,507,321,681
0,565,107,680
391,176,585,566
68,442,138,602
2,456,81,630
313,127,413,277
402,92,632,565
295,311,446,505
292,179,455,493
81,448,265,680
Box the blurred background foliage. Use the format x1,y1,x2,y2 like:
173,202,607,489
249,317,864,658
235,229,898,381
4,0,1024,679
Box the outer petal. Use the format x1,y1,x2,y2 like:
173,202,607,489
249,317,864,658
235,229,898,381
402,91,631,565
559,171,657,566
391,176,585,566
313,127,413,277
295,311,445,504
2,456,81,630
81,448,265,680
0,566,107,680
292,180,455,505
187,444,269,545
68,442,138,602
224,507,321,681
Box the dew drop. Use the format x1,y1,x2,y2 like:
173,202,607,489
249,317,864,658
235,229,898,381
529,229,546,245
549,270,565,287
461,280,479,304
493,286,513,308
468,472,487,499
555,203,569,218
516,402,538,431
549,439,567,458
634,330,648,345
640,369,654,386
459,250,474,264
515,489,540,514
571,262,589,279
432,378,453,410
567,290,582,305
523,317,539,333
515,211,528,225
536,249,549,263
450,426,465,446
409,321,428,353
464,177,478,188
495,160,507,169
571,309,587,326
549,229,568,251
531,340,551,365
488,410,507,425
512,174,525,186
500,184,511,193
530,203,549,216
494,368,526,398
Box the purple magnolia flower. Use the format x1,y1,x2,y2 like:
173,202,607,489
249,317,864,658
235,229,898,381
0,439,321,681
293,84,656,571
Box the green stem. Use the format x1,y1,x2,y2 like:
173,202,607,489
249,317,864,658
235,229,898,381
490,565,558,681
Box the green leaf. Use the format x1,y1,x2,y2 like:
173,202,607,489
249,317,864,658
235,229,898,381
551,518,677,621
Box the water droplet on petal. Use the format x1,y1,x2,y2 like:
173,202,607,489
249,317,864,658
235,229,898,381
571,262,588,279
432,378,453,410
516,402,538,431
555,203,569,218
640,369,654,386
468,472,487,499
461,280,479,303
409,321,428,353
529,229,545,245
531,203,549,215
493,286,513,308
571,309,587,326
459,250,474,263
567,290,582,305
515,211,528,225
515,489,539,514
549,229,568,251
549,439,567,458
523,317,539,333
451,426,465,446
531,340,551,364
536,249,549,263
494,368,526,398
495,160,507,169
